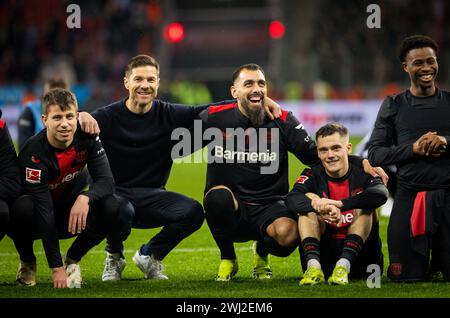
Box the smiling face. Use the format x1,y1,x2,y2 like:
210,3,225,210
231,68,267,126
43,103,78,149
403,47,438,96
317,132,352,178
124,65,160,114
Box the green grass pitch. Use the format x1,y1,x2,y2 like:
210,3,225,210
1,138,450,298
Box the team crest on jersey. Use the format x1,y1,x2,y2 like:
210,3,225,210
295,175,309,184
26,168,41,184
75,150,88,163
351,187,363,196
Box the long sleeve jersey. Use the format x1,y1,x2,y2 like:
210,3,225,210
286,161,388,236
19,128,114,268
368,89,450,190
92,99,209,188
201,102,321,204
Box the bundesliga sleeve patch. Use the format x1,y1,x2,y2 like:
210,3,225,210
26,168,41,184
295,175,309,184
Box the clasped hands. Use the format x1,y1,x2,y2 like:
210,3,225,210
310,197,343,226
413,131,447,157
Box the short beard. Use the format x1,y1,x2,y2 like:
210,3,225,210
132,90,154,107
242,101,266,126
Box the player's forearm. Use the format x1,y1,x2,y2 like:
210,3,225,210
85,156,115,201
366,98,414,165
368,143,414,166
38,218,64,268
29,190,64,268
286,192,315,214
340,184,388,211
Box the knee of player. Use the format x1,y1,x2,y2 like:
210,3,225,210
97,195,121,220
203,187,236,216
186,200,204,229
272,221,299,246
117,199,135,225
10,195,34,222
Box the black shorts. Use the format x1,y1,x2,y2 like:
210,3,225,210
231,199,297,242
387,186,450,281
300,221,383,280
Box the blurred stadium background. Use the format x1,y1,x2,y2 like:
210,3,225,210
1,0,450,142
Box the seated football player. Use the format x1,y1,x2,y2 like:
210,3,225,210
286,123,388,285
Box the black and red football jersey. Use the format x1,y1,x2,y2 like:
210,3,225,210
18,127,114,268
286,161,388,238
200,102,320,204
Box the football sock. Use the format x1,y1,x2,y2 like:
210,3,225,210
256,240,269,257
307,259,321,270
301,237,321,265
203,188,237,260
336,258,351,271
262,235,296,257
340,234,364,270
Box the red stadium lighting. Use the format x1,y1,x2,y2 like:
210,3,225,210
165,22,185,43
269,20,285,39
